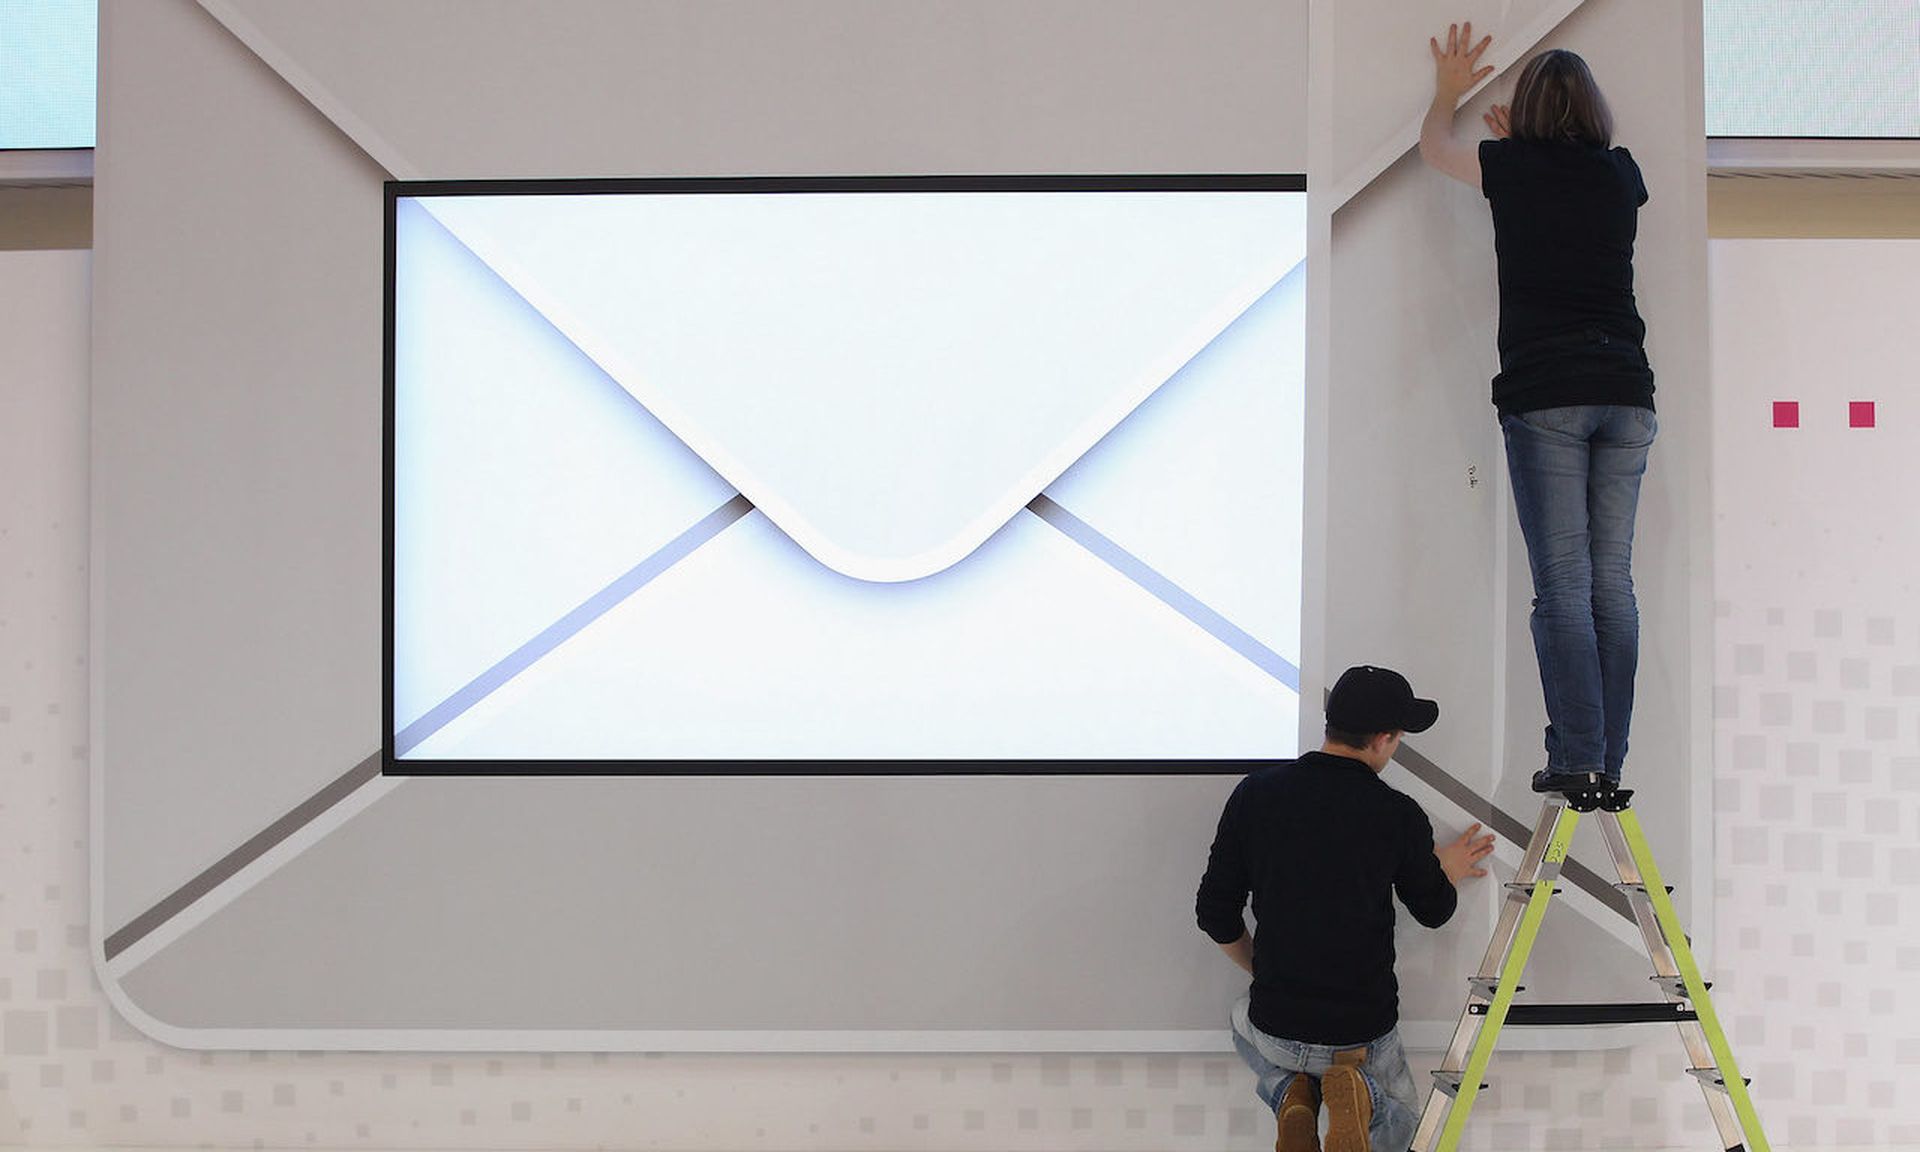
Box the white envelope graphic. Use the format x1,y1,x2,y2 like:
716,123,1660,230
390,186,1306,762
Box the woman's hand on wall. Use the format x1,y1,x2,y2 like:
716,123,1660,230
1483,103,1511,139
1420,22,1494,188
1430,21,1494,102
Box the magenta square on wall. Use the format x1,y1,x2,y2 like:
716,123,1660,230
1773,400,1799,429
1850,400,1876,428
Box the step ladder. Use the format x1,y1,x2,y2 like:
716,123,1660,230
1409,783,1770,1152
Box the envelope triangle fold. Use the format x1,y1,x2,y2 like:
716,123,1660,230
1042,259,1306,667
391,200,738,730
405,510,1298,760
421,191,1305,582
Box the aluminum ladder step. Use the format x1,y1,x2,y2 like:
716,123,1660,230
1467,1001,1700,1025
1408,797,1771,1152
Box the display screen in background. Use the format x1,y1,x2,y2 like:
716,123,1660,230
0,0,95,150
1705,0,1920,138
387,179,1307,769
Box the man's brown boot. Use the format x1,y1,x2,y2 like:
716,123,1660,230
1276,1074,1321,1152
1320,1048,1373,1152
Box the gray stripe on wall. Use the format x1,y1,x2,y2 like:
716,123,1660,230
1388,738,1635,923
105,496,758,961
103,750,384,961
393,494,754,757
1026,494,1301,692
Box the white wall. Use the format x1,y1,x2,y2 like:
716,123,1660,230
89,0,1310,1047
1706,238,1920,1148
89,0,1722,1053
4,8,1917,1152
13,230,1920,1149
1310,0,1714,1017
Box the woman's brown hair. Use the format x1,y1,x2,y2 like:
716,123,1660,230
1509,49,1614,147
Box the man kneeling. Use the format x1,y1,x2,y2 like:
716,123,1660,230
1195,665,1495,1152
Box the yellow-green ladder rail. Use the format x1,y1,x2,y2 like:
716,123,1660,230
1408,791,1770,1152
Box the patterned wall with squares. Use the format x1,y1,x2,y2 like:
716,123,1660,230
2,242,1915,1150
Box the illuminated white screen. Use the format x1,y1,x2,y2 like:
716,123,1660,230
1705,0,1920,138
0,1,95,150
389,182,1306,766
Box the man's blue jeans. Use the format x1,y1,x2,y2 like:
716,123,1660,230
1231,998,1419,1151
1500,404,1657,781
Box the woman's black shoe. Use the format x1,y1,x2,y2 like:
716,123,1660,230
1531,770,1631,811
1531,769,1607,794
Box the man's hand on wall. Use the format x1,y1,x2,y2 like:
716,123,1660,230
1437,823,1496,885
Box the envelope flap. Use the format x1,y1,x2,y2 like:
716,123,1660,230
420,190,1303,581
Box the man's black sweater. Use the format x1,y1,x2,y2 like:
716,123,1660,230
1195,751,1458,1045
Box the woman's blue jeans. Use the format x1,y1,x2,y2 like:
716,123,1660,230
1500,404,1657,782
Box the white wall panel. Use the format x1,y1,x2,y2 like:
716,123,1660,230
203,0,1307,180
1707,237,1920,1145
93,0,1312,1047
93,0,388,930
95,0,1715,1049
15,181,1916,1152
1309,0,1713,1023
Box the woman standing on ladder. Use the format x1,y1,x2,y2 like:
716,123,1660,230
1419,23,1658,796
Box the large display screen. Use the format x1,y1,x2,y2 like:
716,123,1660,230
0,0,95,150
1705,0,1920,138
387,177,1306,770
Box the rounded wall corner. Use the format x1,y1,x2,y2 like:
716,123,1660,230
90,946,224,1051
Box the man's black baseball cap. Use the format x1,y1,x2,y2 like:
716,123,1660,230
1326,665,1439,735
